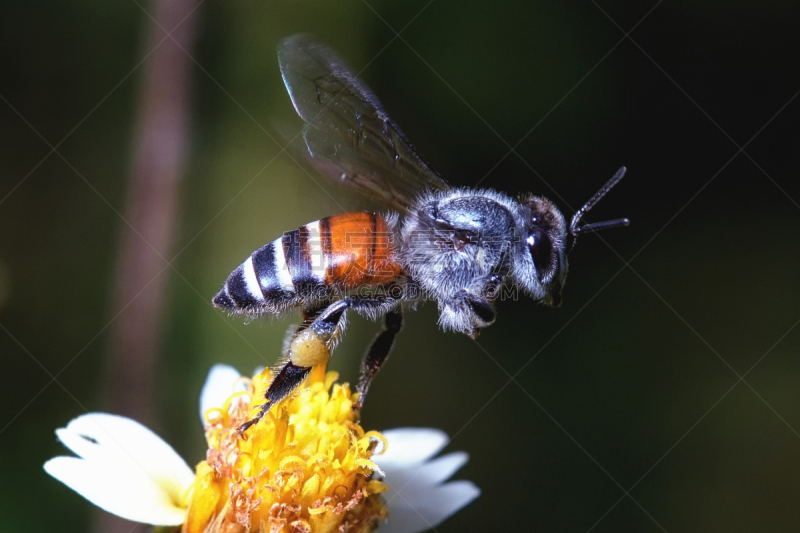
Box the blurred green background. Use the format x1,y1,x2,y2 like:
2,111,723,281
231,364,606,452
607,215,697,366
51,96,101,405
2,0,800,531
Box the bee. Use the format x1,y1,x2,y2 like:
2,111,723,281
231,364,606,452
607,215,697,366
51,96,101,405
213,35,630,431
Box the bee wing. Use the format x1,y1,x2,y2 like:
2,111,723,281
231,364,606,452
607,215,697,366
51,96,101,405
278,34,451,214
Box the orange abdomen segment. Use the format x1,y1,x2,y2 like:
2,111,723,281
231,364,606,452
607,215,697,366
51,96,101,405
320,212,404,288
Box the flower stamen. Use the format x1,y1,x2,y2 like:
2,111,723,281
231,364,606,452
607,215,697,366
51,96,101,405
183,362,387,533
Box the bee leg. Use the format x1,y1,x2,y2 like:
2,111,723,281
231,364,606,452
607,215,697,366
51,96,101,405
237,361,312,434
281,304,327,355
354,308,403,409
442,290,496,339
460,291,496,325
238,301,349,435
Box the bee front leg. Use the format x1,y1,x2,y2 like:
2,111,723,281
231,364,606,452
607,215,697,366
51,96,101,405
440,290,496,339
238,300,350,434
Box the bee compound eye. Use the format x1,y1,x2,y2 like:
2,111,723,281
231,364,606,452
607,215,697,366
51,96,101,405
527,229,552,272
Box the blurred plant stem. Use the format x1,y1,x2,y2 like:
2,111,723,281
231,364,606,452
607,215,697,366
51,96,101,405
98,0,199,531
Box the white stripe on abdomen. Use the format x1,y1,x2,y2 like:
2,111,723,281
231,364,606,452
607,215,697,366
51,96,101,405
305,221,327,283
242,256,265,302
272,236,295,292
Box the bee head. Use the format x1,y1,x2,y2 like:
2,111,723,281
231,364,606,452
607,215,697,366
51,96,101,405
514,194,568,307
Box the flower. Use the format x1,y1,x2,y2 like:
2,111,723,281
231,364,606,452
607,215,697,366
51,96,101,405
187,363,388,533
44,364,479,532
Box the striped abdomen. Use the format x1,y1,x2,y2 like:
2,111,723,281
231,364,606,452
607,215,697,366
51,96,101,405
213,212,404,314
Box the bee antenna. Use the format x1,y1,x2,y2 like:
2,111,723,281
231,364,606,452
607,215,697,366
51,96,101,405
568,166,630,251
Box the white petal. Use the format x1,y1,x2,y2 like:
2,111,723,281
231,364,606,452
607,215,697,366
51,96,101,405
375,429,480,533
59,414,194,493
199,364,246,423
45,413,195,525
375,428,448,466
381,452,468,488
44,456,187,525
381,480,480,533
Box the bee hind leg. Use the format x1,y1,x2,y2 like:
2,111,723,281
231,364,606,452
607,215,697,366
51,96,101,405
281,303,329,355
238,300,350,435
237,361,313,434
354,308,403,409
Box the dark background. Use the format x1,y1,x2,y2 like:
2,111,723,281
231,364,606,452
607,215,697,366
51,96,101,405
2,0,800,531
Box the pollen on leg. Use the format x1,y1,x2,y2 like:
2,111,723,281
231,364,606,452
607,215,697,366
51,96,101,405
288,329,330,368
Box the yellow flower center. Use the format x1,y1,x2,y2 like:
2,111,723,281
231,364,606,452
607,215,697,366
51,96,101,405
183,362,388,533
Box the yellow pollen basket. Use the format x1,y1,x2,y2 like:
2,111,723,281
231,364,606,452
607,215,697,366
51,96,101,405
183,361,388,533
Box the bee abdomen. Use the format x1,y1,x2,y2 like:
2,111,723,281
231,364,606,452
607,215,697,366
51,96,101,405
213,213,403,315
